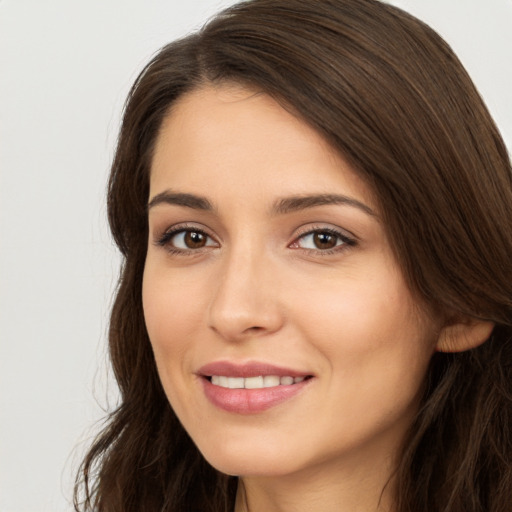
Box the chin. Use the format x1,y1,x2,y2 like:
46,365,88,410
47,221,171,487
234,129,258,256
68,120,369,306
198,441,303,478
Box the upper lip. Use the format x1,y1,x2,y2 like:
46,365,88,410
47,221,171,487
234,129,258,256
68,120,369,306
198,361,312,378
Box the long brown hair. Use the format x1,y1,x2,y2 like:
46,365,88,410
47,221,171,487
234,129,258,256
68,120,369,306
75,1,512,510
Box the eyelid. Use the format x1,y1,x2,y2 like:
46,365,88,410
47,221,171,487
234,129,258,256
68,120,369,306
154,223,220,253
289,224,357,253
295,222,357,240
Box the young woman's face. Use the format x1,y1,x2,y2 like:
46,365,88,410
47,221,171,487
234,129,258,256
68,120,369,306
143,85,440,480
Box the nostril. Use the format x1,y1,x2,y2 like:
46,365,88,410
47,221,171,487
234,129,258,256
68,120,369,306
245,326,265,333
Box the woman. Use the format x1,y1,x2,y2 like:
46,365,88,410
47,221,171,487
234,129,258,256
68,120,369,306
75,0,512,510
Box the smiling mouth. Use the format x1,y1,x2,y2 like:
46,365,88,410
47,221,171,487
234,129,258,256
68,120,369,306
208,375,312,389
200,364,314,413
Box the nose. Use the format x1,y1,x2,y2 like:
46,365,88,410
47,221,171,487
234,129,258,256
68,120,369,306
207,246,284,342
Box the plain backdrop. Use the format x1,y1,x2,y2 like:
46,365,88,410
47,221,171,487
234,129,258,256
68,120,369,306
1,1,511,511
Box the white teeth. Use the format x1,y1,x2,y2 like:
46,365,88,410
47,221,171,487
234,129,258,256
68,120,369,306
227,377,244,389
210,375,307,389
245,376,264,389
263,375,280,387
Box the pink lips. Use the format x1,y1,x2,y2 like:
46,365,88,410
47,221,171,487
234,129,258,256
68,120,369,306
198,361,313,414
199,361,310,378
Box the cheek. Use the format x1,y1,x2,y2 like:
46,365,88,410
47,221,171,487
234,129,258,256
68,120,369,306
142,263,208,420
142,263,206,365
301,281,436,444
293,264,437,389
295,273,397,342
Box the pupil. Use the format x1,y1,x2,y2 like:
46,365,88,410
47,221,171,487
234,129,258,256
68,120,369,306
314,232,336,249
185,231,206,248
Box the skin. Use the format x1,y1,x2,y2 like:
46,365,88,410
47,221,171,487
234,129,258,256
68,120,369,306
142,84,444,512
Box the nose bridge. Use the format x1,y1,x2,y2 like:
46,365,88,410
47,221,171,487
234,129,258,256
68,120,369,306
208,237,282,340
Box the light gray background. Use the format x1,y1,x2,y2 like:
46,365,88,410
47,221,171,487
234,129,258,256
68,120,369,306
1,1,511,511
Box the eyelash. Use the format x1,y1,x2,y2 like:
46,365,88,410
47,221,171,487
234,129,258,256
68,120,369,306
291,226,357,255
155,224,216,256
155,224,357,256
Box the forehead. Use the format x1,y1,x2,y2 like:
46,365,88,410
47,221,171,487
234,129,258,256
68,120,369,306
150,84,375,211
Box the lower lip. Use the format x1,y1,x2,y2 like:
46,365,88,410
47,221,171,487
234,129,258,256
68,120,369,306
201,377,311,414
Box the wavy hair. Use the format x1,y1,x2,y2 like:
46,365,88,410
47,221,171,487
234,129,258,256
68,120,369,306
75,1,512,510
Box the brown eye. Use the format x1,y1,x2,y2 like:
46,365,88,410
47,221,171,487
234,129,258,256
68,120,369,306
158,228,218,251
184,231,207,249
292,228,353,252
312,231,337,250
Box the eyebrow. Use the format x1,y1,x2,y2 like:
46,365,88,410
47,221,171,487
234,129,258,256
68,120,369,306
147,191,214,212
147,190,376,217
271,194,376,217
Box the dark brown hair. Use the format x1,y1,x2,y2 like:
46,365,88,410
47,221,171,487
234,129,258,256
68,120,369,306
75,1,512,510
